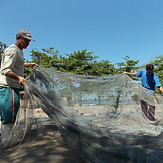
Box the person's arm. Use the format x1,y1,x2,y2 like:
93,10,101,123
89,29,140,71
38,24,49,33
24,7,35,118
24,63,38,68
159,86,163,94
154,73,163,94
6,71,25,85
123,71,137,76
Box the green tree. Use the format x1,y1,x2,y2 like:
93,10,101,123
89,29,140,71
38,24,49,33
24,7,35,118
150,55,163,87
60,49,116,76
88,60,116,76
24,47,61,77
116,56,139,73
30,47,60,68
61,49,98,75
30,48,117,76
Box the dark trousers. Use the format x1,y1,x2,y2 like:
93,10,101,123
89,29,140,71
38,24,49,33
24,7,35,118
141,100,155,121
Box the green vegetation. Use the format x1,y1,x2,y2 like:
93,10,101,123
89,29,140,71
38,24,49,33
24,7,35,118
0,41,7,62
0,41,163,87
27,47,140,76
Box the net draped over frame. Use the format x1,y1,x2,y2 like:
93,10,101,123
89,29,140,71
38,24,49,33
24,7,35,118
1,66,163,162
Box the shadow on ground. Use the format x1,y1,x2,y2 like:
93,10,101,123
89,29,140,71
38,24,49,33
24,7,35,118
0,122,84,163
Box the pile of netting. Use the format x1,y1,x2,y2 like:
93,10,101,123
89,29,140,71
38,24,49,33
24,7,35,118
1,66,163,162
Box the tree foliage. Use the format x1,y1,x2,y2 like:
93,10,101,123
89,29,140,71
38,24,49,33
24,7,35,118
89,60,116,76
150,55,163,86
0,41,7,62
1,40,163,86
30,48,117,76
30,47,60,68
116,56,139,73
61,49,98,75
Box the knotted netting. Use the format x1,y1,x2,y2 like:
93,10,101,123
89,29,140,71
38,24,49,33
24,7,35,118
1,66,163,162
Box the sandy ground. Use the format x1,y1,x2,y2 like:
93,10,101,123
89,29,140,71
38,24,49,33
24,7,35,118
0,104,163,163
0,109,84,163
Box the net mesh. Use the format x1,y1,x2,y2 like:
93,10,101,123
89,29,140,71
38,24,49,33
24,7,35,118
1,66,163,162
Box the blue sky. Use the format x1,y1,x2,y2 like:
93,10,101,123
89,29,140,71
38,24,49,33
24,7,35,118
1,0,163,66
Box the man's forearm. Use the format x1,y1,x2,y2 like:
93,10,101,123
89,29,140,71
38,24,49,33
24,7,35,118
6,71,20,80
159,86,163,93
6,71,25,85
24,63,38,67
123,72,137,76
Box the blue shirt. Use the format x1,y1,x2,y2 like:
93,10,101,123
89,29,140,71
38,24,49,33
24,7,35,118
136,69,161,92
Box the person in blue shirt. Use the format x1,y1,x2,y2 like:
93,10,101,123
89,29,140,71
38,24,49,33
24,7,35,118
123,64,163,121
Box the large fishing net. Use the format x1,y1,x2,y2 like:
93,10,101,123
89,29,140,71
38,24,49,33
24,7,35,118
1,66,163,162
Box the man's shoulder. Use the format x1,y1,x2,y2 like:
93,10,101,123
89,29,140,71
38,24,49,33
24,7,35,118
5,44,16,51
141,69,146,72
7,44,19,50
136,69,146,77
4,44,21,55
139,69,146,74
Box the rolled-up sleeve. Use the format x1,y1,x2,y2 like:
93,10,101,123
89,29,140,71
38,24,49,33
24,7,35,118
136,70,142,77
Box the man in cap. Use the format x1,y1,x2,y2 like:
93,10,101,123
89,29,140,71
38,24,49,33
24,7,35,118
0,29,37,143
